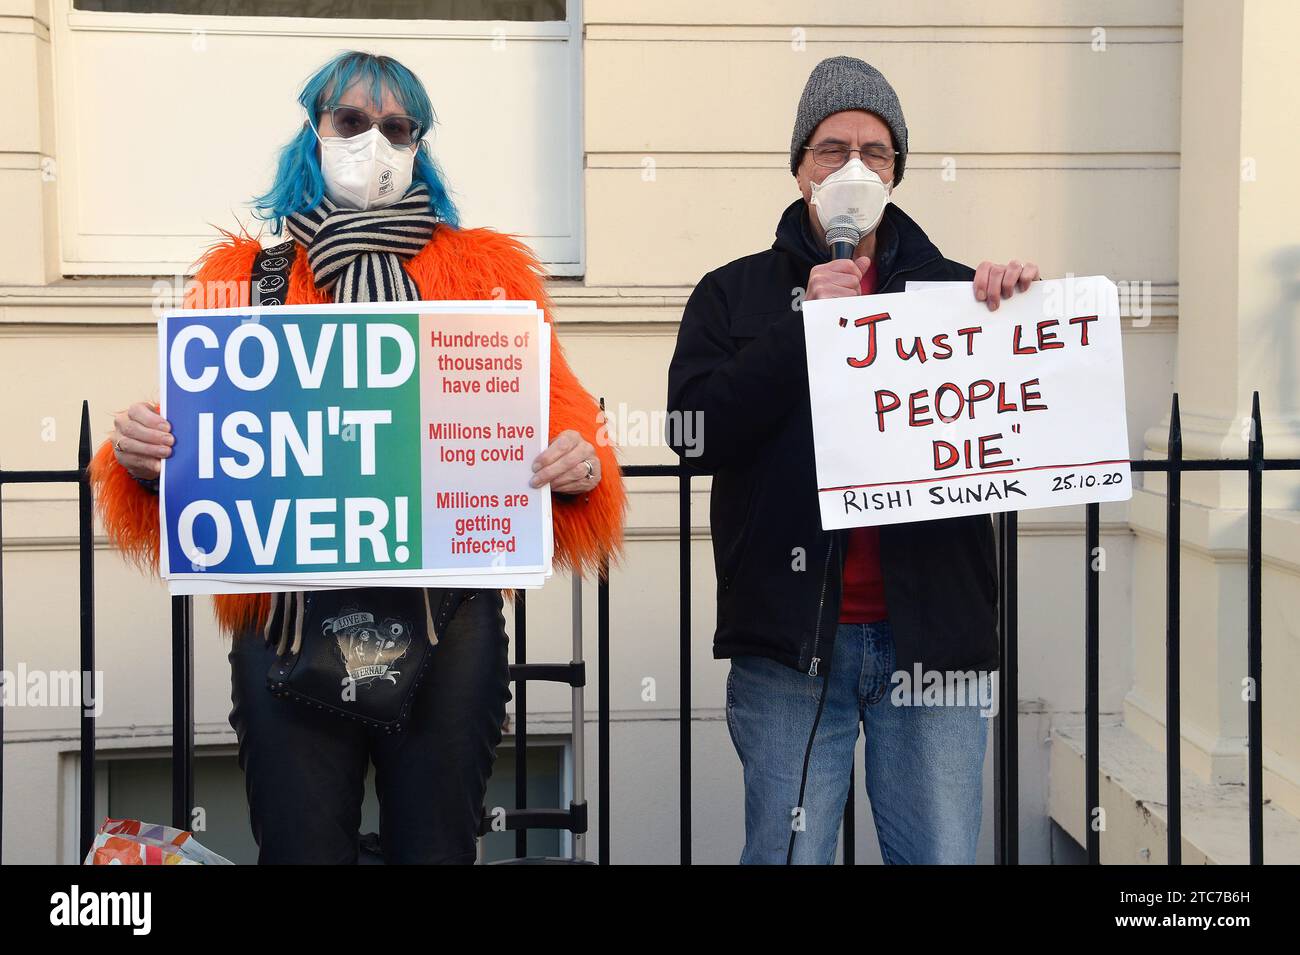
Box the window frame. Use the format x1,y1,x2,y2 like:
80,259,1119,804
50,0,585,276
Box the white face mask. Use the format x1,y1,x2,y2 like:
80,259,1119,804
314,124,416,211
810,157,892,236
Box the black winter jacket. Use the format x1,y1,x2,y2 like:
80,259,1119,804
667,199,1000,677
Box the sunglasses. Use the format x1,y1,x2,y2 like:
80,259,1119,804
322,104,422,148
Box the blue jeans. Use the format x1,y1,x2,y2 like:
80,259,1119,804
726,621,989,864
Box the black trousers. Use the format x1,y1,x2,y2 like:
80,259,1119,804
228,589,511,864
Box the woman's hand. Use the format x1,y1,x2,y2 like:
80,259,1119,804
112,401,174,481
973,260,1040,311
530,429,601,495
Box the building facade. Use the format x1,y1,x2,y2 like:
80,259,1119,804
2,0,1297,863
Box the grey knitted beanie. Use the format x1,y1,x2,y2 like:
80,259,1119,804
790,56,908,185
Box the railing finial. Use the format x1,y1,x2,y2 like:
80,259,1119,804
1249,391,1263,460
1168,393,1182,456
77,400,92,470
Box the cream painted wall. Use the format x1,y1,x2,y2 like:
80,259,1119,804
1125,0,1300,855
2,0,1295,865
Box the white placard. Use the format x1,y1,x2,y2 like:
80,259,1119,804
802,275,1132,528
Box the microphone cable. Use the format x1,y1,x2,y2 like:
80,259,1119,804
786,669,832,865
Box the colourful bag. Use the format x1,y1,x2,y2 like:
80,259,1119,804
83,818,233,865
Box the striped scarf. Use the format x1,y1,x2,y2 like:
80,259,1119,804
285,184,437,302
270,184,442,652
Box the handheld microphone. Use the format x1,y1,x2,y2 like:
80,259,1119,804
824,213,861,262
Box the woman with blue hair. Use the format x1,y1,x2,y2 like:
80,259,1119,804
256,50,461,237
91,51,626,864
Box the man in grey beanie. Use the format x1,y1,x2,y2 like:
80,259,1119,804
667,55,1039,865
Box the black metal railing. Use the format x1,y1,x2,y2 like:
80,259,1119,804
0,401,97,861
0,392,1295,864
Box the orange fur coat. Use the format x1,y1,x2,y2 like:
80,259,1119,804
89,226,626,637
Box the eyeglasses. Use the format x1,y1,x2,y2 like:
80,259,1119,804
322,104,422,148
804,142,898,172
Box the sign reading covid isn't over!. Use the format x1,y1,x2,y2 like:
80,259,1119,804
801,275,1132,529
157,301,553,594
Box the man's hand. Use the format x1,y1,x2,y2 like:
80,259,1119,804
806,256,872,301
973,260,1040,311
112,401,173,481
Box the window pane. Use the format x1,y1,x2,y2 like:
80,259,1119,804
74,1,566,20
480,742,565,861
105,754,260,864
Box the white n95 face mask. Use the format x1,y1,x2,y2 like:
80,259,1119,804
810,157,891,236
315,124,415,211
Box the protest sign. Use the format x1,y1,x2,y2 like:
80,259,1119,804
801,275,1131,529
158,301,552,594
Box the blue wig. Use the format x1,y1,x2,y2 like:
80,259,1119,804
252,51,460,233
